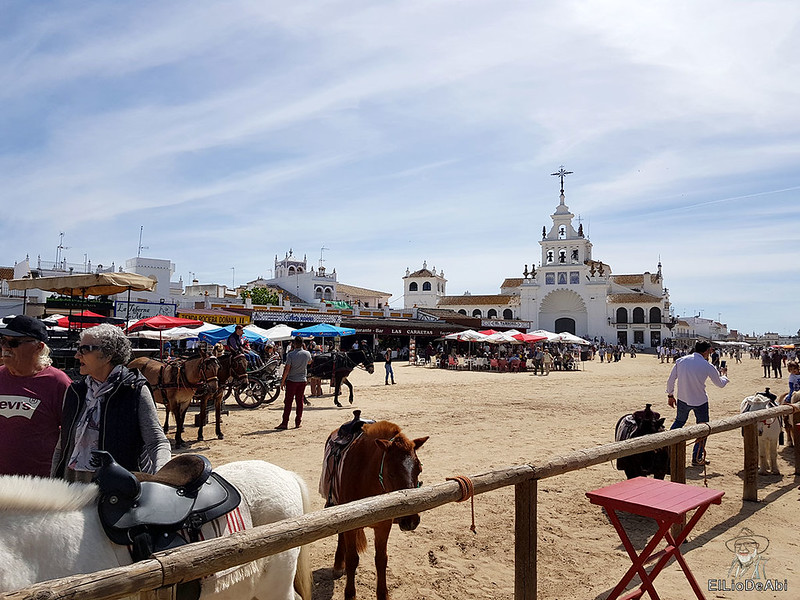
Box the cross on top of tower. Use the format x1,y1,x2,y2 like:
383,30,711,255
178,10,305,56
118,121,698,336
550,166,573,196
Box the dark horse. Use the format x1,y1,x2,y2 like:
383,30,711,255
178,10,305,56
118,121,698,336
320,414,428,600
615,403,670,479
308,349,375,407
201,352,248,441
128,354,220,448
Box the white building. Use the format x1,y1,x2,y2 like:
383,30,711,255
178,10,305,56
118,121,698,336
405,177,676,347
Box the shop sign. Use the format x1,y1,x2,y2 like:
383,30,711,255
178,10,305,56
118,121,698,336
352,325,438,336
115,300,176,320
482,319,530,329
252,311,341,325
178,311,249,325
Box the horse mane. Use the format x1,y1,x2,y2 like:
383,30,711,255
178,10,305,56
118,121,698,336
362,420,407,444
0,476,98,512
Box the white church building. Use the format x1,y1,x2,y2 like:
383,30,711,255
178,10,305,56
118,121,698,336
404,172,675,347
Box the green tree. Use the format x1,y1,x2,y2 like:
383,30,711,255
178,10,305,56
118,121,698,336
241,287,280,306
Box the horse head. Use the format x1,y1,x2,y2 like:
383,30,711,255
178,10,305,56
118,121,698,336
374,432,428,531
356,348,375,374
197,355,220,397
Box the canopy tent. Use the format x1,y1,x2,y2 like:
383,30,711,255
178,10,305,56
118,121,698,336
128,322,220,341
7,272,157,296
484,331,522,344
444,329,489,342
127,315,205,333
198,324,268,345
513,333,549,343
292,323,356,338
55,310,125,329
478,329,500,336
530,329,561,342
556,332,592,345
254,324,297,342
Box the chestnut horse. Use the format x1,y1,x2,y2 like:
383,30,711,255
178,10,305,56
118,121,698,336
321,419,428,600
129,354,220,448
202,352,249,441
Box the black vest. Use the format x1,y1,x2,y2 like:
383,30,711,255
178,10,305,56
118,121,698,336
56,368,147,477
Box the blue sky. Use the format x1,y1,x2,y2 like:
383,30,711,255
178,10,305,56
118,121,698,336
1,1,798,335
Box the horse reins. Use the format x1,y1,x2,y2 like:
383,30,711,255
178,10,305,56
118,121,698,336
377,436,396,492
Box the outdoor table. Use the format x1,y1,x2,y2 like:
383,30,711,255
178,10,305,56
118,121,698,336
586,477,724,600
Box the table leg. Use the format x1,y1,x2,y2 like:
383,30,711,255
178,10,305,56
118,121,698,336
604,509,668,600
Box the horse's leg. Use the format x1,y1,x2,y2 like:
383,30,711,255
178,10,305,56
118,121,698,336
333,375,342,408
162,404,170,434
757,438,767,474
373,520,393,600
197,392,206,441
174,398,189,448
342,529,360,600
215,391,224,439
333,532,346,577
770,436,780,474
345,377,354,404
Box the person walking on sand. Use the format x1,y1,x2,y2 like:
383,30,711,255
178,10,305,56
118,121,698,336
384,347,395,385
277,336,312,430
666,340,729,467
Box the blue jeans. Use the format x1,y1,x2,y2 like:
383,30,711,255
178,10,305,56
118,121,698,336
670,400,709,463
385,362,394,384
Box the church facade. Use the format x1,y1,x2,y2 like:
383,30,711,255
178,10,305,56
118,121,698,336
403,178,675,347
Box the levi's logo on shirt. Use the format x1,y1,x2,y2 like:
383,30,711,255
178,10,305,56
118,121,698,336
0,395,42,420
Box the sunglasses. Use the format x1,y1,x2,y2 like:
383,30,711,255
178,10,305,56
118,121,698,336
76,344,101,355
0,337,39,348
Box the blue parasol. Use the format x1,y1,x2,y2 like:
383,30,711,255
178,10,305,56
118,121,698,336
292,323,356,337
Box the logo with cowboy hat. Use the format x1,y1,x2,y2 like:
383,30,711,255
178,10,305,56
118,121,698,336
725,527,770,581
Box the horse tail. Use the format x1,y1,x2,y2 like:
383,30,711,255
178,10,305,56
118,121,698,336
354,528,368,554
292,471,313,600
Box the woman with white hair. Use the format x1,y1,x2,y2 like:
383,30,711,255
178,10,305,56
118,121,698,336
51,324,171,482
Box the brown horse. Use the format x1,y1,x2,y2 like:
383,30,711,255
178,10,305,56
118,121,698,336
201,352,249,441
321,419,428,600
128,355,220,448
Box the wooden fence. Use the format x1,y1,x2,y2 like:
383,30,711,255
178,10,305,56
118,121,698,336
3,403,798,600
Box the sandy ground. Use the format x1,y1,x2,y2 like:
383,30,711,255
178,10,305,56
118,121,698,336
169,353,799,600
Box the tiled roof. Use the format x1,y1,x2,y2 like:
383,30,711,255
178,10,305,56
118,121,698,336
406,268,434,278
608,293,662,303
0,267,14,280
612,274,643,285
438,294,514,306
501,278,523,288
336,283,390,297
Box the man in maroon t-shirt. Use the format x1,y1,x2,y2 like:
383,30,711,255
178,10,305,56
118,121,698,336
0,315,72,477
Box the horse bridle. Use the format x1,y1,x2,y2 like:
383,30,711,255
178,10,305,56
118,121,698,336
378,436,423,492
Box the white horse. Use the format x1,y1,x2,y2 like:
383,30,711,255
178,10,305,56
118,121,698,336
741,394,782,475
0,460,312,599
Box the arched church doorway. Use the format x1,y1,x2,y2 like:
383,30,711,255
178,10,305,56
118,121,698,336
617,331,628,346
554,317,576,335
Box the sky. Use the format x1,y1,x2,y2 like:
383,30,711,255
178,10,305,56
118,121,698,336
1,1,799,336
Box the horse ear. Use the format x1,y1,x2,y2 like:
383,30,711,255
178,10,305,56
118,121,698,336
656,418,665,428
376,439,392,451
413,436,429,450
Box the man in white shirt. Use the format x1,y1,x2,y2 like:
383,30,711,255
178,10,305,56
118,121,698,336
666,340,729,466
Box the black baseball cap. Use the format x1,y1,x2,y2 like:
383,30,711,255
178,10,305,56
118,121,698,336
0,315,48,342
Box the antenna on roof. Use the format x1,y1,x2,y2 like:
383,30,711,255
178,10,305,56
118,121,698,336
137,226,149,258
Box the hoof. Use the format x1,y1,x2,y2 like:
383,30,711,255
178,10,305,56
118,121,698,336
197,434,204,442
758,469,767,475
349,398,354,404
332,567,345,579
334,401,342,408
217,434,224,440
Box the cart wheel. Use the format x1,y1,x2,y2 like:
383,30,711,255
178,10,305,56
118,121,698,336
234,378,266,408
263,380,282,405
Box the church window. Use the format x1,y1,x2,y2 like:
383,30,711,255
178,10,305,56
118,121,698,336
472,309,482,317
545,273,555,285
297,267,304,273
558,225,566,239
546,250,554,264
558,272,567,285
503,309,513,319
487,309,497,318
571,249,579,263
616,307,628,324
323,287,333,300
423,282,432,291
288,266,295,275
569,271,580,284
314,287,323,299
649,307,662,323
558,249,567,264
409,282,418,292
632,307,645,323
458,309,467,315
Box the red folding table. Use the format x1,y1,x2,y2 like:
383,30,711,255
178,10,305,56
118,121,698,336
586,477,724,600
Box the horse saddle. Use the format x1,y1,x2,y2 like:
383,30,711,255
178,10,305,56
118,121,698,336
332,410,375,448
92,451,241,561
321,411,376,507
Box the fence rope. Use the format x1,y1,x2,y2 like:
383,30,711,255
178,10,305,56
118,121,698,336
446,475,477,533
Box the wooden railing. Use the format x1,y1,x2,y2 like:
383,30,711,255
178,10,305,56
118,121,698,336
3,403,798,600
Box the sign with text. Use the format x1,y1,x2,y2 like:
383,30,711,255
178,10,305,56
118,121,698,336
177,311,249,325
115,301,176,320
252,311,341,325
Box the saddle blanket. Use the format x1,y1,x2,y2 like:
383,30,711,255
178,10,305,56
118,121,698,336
319,432,362,507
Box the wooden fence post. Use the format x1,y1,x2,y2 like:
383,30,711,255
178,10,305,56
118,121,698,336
515,478,537,600
669,441,686,539
742,423,758,502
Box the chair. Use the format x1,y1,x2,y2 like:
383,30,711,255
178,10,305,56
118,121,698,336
489,358,499,371
448,356,457,369
509,359,520,373
457,356,467,370
498,359,508,372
